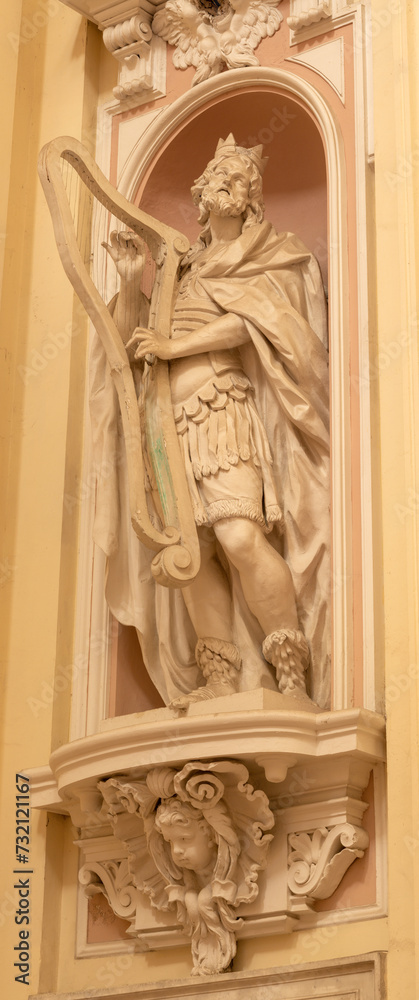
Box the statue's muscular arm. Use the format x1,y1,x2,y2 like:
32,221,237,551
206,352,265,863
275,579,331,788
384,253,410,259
126,312,250,362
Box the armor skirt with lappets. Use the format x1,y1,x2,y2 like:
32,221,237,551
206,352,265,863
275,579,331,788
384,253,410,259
170,289,283,531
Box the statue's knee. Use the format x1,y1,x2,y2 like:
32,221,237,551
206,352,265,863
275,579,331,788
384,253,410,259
214,518,260,565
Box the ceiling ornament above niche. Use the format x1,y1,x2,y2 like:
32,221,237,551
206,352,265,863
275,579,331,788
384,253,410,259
152,0,283,87
57,0,283,102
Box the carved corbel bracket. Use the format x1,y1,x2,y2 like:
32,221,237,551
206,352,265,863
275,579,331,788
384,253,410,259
28,705,386,957
77,760,275,975
287,0,331,34
102,14,166,102
79,857,139,926
286,0,354,43
272,756,373,913
57,1,167,105
287,822,369,900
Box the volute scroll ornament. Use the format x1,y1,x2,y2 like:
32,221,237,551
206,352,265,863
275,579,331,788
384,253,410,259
287,823,370,900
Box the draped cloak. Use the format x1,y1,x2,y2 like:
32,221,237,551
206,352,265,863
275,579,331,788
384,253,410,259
89,222,331,708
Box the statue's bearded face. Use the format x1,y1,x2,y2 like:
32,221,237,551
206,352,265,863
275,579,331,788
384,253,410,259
200,155,253,218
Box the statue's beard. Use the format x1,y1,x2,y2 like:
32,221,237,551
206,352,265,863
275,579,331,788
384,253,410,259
200,188,247,219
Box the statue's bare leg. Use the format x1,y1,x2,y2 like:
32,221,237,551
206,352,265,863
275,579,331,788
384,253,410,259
213,518,310,699
213,518,298,634
170,518,310,710
170,529,240,710
180,529,233,643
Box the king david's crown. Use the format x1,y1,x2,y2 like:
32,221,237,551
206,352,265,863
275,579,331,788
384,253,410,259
213,133,269,176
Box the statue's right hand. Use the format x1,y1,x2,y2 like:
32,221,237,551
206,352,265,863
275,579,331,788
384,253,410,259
126,327,173,362
102,230,145,283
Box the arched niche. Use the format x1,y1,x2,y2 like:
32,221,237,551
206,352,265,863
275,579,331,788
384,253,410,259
107,66,352,718
135,91,328,287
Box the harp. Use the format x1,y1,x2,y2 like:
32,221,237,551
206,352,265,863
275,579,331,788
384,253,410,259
38,136,200,587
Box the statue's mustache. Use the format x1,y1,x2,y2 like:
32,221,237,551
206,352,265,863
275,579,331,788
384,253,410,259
201,189,245,215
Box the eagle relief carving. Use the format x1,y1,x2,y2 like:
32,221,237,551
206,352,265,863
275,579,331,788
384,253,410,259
152,0,283,85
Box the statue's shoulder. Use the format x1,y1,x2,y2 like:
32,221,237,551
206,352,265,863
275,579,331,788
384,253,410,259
261,227,315,270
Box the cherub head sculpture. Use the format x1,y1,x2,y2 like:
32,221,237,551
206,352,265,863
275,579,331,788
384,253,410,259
99,761,274,977
154,796,219,878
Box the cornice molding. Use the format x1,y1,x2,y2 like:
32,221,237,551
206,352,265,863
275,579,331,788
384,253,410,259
28,702,385,813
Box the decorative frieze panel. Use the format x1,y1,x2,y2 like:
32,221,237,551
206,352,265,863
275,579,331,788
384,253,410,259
58,0,285,99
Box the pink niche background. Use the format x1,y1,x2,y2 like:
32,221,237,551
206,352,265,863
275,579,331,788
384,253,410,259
135,89,328,287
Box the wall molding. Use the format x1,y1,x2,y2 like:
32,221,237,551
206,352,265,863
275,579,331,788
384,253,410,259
29,951,386,999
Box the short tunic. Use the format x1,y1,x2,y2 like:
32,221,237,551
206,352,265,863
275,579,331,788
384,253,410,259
170,261,283,530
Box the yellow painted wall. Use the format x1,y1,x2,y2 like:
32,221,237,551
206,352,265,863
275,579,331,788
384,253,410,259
371,0,419,996
0,4,97,997
1,0,419,997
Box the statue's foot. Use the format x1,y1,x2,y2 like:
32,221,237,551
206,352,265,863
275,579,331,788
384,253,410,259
170,680,237,712
262,628,310,697
170,637,242,712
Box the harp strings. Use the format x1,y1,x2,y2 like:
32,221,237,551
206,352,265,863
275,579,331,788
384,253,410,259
60,154,155,342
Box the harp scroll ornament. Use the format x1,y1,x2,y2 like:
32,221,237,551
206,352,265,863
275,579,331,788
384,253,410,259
38,136,200,588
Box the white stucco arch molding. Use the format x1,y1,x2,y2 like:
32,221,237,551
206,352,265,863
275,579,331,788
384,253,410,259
118,66,354,711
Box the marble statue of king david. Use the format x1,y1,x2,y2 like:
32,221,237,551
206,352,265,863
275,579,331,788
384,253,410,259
92,134,330,711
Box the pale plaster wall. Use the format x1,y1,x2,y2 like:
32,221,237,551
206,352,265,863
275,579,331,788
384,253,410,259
371,1,419,996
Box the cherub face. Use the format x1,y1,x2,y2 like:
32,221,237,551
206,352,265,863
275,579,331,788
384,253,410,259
201,155,253,218
161,817,216,872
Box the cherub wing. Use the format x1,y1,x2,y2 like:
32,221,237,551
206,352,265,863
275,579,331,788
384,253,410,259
153,0,217,68
153,0,225,83
240,0,283,46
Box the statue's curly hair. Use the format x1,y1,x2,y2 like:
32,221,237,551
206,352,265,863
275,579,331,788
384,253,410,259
155,797,215,842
